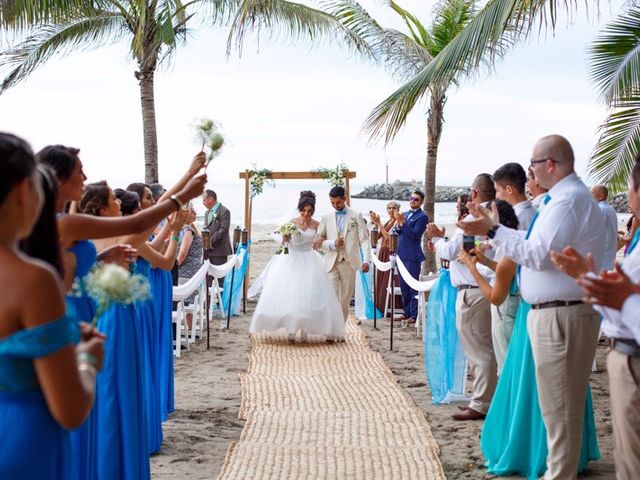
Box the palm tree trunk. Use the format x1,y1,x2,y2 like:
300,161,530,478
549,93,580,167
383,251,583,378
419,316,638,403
136,63,159,183
422,90,445,275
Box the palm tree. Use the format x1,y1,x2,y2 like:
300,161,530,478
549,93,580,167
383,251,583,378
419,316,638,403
324,0,479,272
0,0,368,182
588,9,640,193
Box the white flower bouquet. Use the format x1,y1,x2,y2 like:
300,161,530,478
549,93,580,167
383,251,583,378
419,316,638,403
275,222,299,254
193,117,225,166
85,263,151,326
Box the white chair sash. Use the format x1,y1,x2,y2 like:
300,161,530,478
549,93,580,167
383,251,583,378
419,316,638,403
395,256,438,292
207,250,245,279
173,261,210,301
369,248,394,271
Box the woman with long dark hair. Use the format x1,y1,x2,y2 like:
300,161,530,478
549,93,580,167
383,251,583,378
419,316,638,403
0,132,104,478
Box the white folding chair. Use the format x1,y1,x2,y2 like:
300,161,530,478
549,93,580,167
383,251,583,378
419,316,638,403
208,281,225,319
172,301,190,357
416,273,438,339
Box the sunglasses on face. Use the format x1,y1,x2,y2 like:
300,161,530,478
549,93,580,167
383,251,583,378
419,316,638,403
410,196,422,202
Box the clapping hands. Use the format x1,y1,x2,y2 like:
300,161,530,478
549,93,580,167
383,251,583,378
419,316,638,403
427,223,445,240
456,202,499,236
577,264,640,310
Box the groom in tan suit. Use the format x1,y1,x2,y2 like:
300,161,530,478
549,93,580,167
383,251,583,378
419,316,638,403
315,186,370,321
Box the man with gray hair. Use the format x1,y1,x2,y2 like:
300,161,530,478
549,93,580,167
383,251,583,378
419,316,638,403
458,135,605,479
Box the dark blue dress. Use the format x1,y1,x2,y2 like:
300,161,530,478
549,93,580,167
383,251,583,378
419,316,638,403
133,258,163,453
150,267,174,421
66,240,98,480
95,303,150,480
0,313,80,479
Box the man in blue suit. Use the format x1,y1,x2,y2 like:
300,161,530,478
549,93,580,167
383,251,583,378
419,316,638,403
395,190,429,324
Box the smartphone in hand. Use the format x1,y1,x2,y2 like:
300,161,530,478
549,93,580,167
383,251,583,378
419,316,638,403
463,235,476,255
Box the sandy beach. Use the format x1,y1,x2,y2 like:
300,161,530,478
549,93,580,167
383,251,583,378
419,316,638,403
151,224,615,479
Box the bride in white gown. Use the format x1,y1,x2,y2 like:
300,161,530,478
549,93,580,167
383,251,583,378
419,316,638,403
249,191,345,342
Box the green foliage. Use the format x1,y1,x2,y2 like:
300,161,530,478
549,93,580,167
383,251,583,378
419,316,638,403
249,167,275,197
316,162,348,187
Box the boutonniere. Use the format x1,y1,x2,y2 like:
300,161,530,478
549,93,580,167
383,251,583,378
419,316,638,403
348,218,358,230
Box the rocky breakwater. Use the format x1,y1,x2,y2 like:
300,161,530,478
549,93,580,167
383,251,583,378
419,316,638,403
610,192,629,213
352,181,468,202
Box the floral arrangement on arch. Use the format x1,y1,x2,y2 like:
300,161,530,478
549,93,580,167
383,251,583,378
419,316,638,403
316,162,349,187
249,167,275,198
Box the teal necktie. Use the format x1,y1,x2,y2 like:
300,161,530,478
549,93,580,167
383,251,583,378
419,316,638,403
626,228,640,256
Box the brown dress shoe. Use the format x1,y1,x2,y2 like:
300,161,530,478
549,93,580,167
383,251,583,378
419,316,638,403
457,405,469,411
452,408,486,421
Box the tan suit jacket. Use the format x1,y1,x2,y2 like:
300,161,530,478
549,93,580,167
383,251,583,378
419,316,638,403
316,208,370,272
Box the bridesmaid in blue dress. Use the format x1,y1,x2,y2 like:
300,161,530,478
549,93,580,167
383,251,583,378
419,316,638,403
458,200,600,478
0,132,103,479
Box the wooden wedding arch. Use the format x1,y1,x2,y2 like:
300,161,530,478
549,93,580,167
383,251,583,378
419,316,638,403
238,169,356,300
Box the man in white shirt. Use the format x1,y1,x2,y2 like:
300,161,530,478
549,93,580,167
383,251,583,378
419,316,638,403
494,162,536,230
527,166,549,211
458,135,605,479
427,173,497,421
591,184,619,271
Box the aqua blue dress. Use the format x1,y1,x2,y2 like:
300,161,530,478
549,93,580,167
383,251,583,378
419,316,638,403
95,304,150,480
424,269,468,404
150,267,174,421
133,258,163,453
66,240,98,480
0,314,80,479
481,301,601,478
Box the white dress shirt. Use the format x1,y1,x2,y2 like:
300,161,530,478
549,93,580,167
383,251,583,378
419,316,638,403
598,200,620,271
531,193,547,211
434,215,494,287
513,199,536,231
595,244,640,342
492,173,605,304
621,294,640,344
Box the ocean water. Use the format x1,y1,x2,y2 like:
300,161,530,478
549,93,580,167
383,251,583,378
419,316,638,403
193,181,632,230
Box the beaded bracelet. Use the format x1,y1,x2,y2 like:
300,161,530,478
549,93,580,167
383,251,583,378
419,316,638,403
170,235,180,242
76,352,98,369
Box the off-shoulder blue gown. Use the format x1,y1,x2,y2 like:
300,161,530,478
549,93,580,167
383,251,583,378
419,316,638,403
0,314,80,479
150,267,174,421
66,240,98,480
481,301,600,478
133,258,163,453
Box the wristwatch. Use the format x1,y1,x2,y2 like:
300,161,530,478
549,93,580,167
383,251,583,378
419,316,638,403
487,224,500,239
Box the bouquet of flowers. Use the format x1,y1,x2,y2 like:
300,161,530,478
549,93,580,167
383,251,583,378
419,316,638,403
85,263,151,326
193,117,225,166
275,222,299,254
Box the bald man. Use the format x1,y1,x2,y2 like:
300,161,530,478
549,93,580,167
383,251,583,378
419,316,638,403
458,135,605,479
591,184,619,271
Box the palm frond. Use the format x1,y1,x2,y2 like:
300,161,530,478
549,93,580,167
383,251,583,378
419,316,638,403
589,9,640,104
0,0,94,30
226,0,373,58
429,0,477,56
0,12,129,92
388,0,428,45
589,95,640,193
194,0,238,27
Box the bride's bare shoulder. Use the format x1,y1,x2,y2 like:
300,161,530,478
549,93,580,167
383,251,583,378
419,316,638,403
310,219,320,229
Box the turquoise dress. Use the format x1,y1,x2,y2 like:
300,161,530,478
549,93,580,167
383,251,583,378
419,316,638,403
0,314,80,479
133,258,163,453
95,304,150,480
424,269,468,404
481,301,600,478
150,267,174,421
66,240,98,480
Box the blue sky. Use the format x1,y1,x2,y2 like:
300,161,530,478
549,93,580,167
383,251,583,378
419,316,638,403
0,0,626,189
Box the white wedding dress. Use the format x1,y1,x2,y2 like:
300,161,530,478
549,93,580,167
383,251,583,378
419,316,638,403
249,228,345,340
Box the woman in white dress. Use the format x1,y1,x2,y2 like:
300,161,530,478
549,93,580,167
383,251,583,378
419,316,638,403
249,191,345,342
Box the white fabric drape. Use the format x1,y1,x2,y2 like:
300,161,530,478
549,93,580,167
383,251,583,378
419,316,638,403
173,261,209,301
369,248,394,271
395,256,438,292
207,250,245,279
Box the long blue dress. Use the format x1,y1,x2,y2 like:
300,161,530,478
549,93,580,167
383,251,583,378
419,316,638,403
424,269,468,404
481,301,601,479
66,240,98,480
150,267,174,421
0,313,80,479
133,258,163,453
95,304,150,480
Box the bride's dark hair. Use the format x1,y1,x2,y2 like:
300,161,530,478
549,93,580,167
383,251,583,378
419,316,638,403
297,190,316,213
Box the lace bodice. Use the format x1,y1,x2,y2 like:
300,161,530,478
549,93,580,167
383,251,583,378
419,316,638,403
0,312,80,393
289,228,317,253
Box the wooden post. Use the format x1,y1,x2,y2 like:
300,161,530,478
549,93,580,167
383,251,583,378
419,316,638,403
345,169,351,206
243,170,251,310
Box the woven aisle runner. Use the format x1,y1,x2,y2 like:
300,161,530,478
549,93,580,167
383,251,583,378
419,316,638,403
218,318,446,479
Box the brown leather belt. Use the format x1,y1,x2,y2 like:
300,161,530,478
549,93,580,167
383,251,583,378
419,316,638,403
458,284,479,291
530,300,584,310
610,338,640,358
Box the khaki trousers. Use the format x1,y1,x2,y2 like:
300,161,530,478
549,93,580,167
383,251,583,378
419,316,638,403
456,288,496,414
607,349,640,480
491,295,519,375
527,303,600,480
328,259,356,321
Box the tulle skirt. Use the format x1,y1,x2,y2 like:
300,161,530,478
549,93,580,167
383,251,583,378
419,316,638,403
95,304,150,480
0,389,72,479
250,250,345,338
424,270,468,404
481,301,600,479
